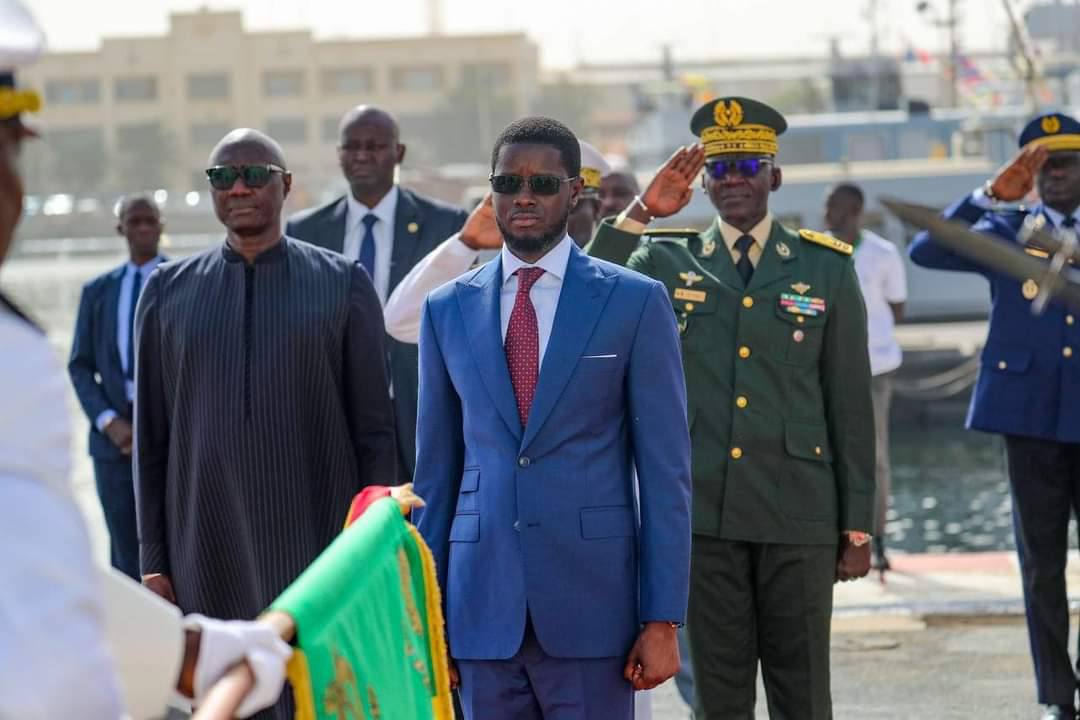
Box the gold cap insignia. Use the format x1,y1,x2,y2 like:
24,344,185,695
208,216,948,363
679,271,704,287
791,282,811,294
713,100,744,128
1043,116,1062,134
776,241,791,258
581,166,602,189
1023,278,1039,300
407,221,419,233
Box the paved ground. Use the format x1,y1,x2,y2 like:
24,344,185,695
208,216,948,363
644,551,1080,719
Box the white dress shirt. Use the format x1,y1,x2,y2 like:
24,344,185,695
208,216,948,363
499,235,573,368
718,212,773,268
344,186,399,305
384,232,482,343
0,309,127,719
853,230,908,376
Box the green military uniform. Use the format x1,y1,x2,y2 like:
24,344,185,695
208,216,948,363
586,97,874,719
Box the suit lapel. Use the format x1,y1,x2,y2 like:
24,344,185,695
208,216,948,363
746,222,795,293
522,246,616,449
102,265,125,372
455,258,522,441
326,197,347,254
390,188,423,292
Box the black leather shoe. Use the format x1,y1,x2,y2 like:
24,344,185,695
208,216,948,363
1040,705,1076,719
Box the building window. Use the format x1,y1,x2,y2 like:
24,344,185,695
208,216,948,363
462,62,512,87
187,73,230,100
322,115,341,143
390,66,444,93
114,76,158,102
190,122,232,147
116,121,163,147
320,67,374,95
263,70,305,98
266,116,307,144
45,79,101,105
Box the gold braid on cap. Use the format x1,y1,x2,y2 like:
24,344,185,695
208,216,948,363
1026,134,1080,153
0,88,41,119
700,125,778,157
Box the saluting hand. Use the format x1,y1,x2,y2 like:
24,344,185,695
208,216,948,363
459,193,503,250
638,145,707,220
989,143,1048,203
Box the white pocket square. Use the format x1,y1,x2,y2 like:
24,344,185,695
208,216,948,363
581,354,617,359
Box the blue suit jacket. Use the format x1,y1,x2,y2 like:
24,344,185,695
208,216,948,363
286,188,467,478
910,193,1080,442
68,263,141,460
413,244,692,661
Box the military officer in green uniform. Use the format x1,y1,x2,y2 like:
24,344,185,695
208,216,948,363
586,96,875,719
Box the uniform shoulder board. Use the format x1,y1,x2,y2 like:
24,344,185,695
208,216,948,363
644,228,699,244
799,229,853,255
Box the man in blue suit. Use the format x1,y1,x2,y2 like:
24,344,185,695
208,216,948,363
910,113,1080,720
68,194,164,580
413,117,692,720
286,105,467,481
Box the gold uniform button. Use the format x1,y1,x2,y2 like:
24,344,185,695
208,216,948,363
736,396,748,409
1065,347,1074,358
814,446,823,456
730,447,743,460
998,361,1008,370
1069,315,1076,326
685,302,695,312
738,346,751,359
796,316,806,324
742,296,754,308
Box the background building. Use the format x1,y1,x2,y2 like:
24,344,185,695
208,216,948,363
19,8,540,210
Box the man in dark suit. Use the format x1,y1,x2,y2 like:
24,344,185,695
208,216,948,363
68,194,164,580
287,106,467,481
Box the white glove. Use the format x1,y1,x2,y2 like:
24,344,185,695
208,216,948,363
184,614,293,718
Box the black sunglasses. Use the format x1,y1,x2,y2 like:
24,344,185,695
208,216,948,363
489,174,576,196
205,164,288,190
704,158,772,180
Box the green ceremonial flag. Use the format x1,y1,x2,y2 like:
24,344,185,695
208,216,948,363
269,496,453,720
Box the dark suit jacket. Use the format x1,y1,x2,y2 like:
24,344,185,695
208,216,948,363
286,187,467,479
68,263,141,461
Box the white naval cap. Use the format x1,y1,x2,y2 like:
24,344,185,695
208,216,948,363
579,139,611,194
0,0,45,131
0,0,44,72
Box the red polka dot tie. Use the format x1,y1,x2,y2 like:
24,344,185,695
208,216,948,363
505,267,545,428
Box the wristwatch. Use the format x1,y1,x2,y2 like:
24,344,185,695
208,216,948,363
845,531,872,547
982,179,1000,203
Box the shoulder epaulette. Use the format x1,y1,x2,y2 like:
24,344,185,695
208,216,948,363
644,228,699,244
799,229,853,256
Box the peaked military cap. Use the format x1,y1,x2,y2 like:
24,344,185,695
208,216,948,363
690,96,788,158
578,139,611,196
1019,112,1080,153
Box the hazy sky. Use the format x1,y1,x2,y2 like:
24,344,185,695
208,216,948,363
28,0,1015,68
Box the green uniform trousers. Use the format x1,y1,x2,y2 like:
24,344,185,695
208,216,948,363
688,535,837,720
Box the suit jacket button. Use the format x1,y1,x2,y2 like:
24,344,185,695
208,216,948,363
518,456,531,468
513,521,521,532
